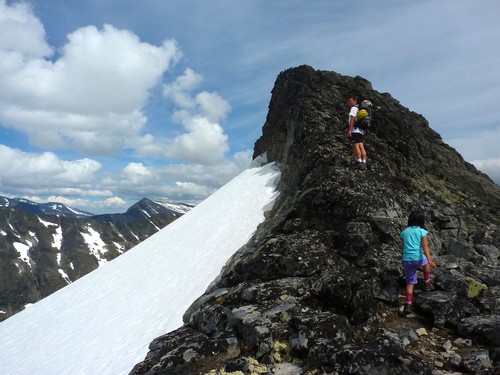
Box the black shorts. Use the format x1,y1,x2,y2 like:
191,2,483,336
350,132,364,144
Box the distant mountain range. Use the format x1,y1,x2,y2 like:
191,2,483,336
0,196,193,220
0,196,94,218
0,196,193,321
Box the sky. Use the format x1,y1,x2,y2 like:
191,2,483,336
0,161,281,374
0,0,499,214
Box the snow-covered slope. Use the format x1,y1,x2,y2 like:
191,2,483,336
0,163,280,375
153,200,194,214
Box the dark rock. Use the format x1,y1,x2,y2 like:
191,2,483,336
462,350,493,372
129,326,240,375
458,315,500,346
416,291,479,328
312,262,377,324
475,244,500,264
131,66,500,374
479,286,500,313
289,311,352,355
307,336,431,374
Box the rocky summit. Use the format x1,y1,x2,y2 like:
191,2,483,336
131,66,500,374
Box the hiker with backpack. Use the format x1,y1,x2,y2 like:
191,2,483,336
400,211,437,315
346,96,369,169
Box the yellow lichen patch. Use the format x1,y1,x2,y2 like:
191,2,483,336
206,370,244,375
215,295,227,304
465,276,487,298
246,357,268,374
272,340,292,362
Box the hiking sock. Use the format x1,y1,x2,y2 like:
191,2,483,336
406,292,413,304
424,271,431,282
356,159,362,163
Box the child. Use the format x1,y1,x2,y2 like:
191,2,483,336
400,211,437,315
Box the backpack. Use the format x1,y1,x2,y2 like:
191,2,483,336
355,100,373,131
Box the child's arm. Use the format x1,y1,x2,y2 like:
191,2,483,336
422,235,437,268
348,114,355,136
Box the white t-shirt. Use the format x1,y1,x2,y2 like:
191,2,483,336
349,105,364,134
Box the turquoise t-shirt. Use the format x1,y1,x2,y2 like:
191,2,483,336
400,226,428,261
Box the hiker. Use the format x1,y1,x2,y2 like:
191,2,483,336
346,96,367,169
400,211,437,315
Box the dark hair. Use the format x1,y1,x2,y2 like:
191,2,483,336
408,210,426,228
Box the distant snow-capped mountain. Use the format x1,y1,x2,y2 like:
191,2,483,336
152,200,194,215
0,197,94,218
0,197,192,321
0,195,194,220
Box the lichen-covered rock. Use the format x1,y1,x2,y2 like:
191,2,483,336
129,326,240,375
458,315,500,346
131,66,500,374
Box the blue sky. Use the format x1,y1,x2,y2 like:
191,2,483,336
1,0,499,214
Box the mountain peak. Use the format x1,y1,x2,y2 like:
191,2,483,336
255,65,499,214
133,66,500,374
0,196,94,218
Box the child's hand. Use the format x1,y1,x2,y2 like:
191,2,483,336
429,260,437,269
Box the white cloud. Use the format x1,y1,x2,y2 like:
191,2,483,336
45,196,91,209
168,116,229,164
471,158,500,185
160,69,232,164
159,150,252,188
163,68,203,109
0,2,248,213
0,145,101,187
0,0,52,57
88,150,253,208
123,162,154,185
195,91,231,123
0,10,181,154
102,196,127,208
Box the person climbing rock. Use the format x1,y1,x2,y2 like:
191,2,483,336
346,95,367,169
400,210,437,316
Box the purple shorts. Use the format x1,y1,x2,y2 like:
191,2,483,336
403,258,428,284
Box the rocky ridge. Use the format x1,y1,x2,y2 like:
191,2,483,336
131,66,500,374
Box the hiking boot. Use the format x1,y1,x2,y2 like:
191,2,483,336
354,162,366,170
423,280,435,292
403,303,413,316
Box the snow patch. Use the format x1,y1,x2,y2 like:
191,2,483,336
39,218,58,227
13,242,31,268
0,163,281,375
154,201,193,214
81,226,108,266
113,242,125,254
58,269,72,284
52,225,63,251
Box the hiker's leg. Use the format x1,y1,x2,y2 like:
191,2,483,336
352,143,362,160
423,263,431,282
406,283,415,304
403,261,418,303
359,142,367,161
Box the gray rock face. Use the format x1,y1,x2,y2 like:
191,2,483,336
131,66,500,374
